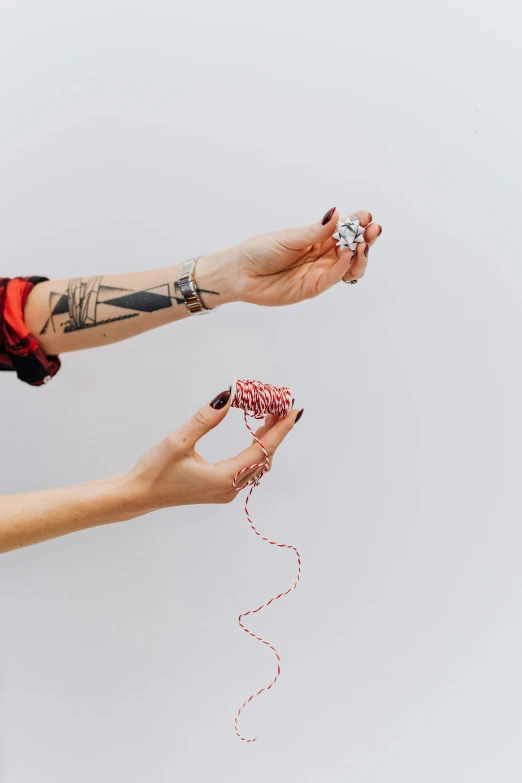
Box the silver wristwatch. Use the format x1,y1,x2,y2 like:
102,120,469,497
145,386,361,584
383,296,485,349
177,256,215,315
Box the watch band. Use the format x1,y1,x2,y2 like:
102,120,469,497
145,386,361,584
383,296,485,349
177,257,214,315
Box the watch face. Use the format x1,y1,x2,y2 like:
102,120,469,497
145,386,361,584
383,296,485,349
178,258,214,314
179,278,197,297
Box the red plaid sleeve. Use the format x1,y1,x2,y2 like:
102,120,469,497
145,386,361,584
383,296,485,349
0,276,61,386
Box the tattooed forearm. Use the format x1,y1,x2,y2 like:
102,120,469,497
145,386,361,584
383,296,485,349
40,276,220,335
24,252,232,356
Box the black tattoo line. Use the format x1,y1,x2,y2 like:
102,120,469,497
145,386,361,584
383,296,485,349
64,313,139,332
40,277,221,335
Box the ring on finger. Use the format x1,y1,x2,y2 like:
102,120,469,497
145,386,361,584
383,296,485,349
247,469,266,485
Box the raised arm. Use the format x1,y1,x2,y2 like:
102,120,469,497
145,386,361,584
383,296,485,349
24,248,237,355
24,208,382,357
0,391,302,554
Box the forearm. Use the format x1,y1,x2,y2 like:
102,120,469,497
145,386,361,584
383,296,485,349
24,247,239,355
0,474,144,554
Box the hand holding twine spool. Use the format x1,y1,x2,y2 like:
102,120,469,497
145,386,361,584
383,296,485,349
229,379,302,743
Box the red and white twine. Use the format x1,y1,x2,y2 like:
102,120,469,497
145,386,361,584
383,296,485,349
230,379,301,743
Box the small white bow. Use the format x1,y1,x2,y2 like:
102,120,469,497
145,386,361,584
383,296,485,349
333,217,365,251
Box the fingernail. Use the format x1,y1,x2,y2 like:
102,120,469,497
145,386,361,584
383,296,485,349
364,244,370,258
368,213,373,223
377,225,382,235
321,207,336,225
295,408,304,423
210,389,231,409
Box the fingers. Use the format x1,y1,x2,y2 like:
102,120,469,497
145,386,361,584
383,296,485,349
248,408,301,459
239,414,282,489
251,413,279,445
342,222,382,283
275,207,339,252
218,408,303,483
233,464,265,491
364,221,382,245
343,239,368,283
273,207,377,260
316,246,357,293
315,209,381,292
350,209,373,228
172,388,231,450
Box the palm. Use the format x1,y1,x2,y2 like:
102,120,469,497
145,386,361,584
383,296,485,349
238,235,340,305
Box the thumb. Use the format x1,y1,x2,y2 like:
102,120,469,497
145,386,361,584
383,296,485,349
173,388,231,449
274,207,339,252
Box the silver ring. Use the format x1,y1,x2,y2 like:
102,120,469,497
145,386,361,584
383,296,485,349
343,278,358,285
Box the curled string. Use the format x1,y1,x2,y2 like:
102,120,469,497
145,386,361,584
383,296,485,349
231,379,301,743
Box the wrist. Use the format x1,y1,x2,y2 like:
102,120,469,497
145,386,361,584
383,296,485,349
94,472,151,523
110,471,159,518
194,245,241,308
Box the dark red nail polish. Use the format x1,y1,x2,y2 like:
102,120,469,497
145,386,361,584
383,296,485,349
364,244,370,258
295,408,304,423
321,207,336,226
210,389,231,409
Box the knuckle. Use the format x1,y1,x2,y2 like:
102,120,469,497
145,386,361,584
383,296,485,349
192,409,212,429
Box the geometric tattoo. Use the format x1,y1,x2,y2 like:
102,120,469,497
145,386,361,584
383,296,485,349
39,276,220,334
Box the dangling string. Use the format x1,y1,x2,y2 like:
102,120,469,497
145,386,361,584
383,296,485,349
230,379,301,743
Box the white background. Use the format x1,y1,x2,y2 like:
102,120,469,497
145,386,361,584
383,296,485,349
1,0,522,780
